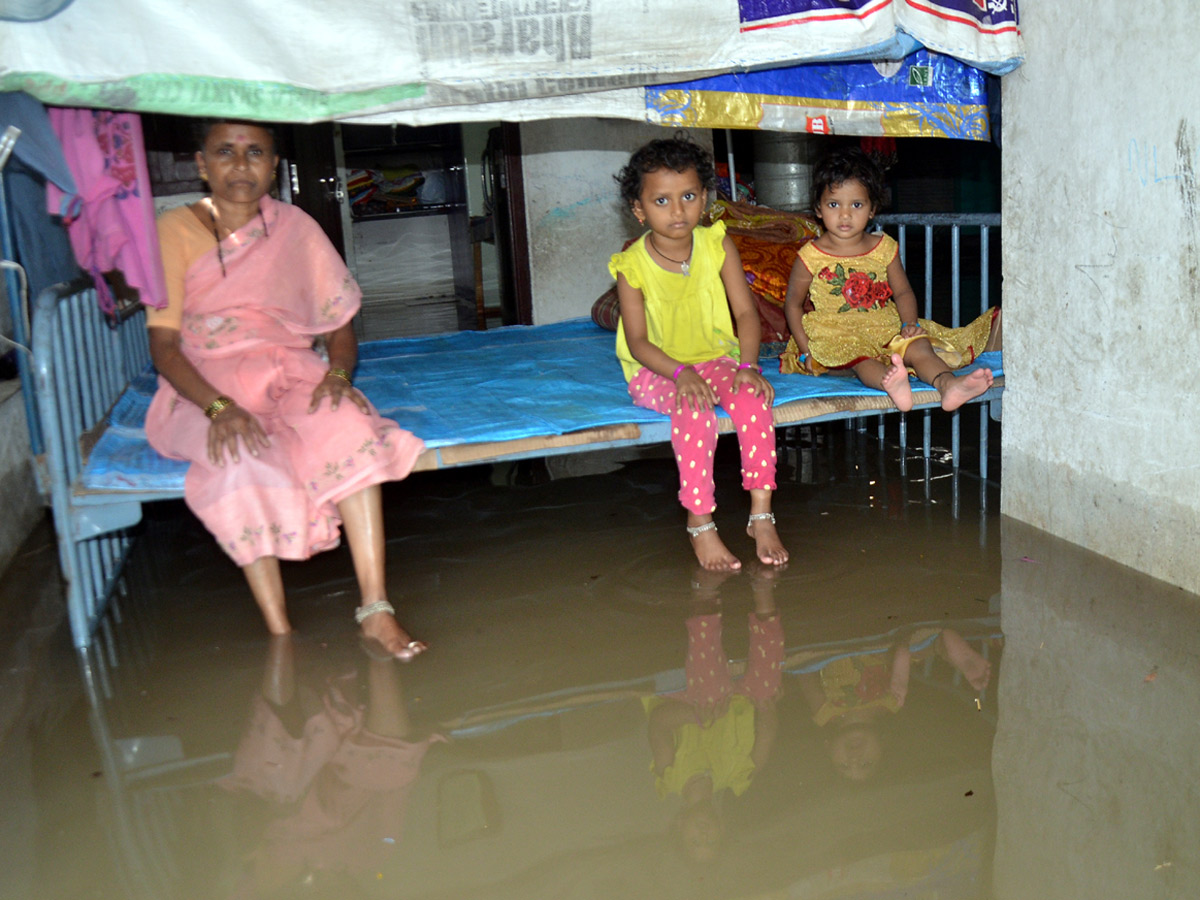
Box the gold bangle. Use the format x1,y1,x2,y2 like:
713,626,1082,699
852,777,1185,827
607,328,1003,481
326,367,353,385
204,396,236,420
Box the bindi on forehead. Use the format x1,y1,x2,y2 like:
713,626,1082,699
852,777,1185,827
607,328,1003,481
207,124,272,149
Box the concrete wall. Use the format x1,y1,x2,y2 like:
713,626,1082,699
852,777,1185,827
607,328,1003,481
519,120,711,325
1001,2,1200,594
992,519,1200,898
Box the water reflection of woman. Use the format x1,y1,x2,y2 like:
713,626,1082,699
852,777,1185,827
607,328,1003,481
219,637,444,898
644,564,785,864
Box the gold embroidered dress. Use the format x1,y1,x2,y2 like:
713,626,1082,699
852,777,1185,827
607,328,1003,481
779,233,996,374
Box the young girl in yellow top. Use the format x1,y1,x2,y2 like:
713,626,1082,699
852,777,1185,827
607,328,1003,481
610,137,787,572
781,148,1001,411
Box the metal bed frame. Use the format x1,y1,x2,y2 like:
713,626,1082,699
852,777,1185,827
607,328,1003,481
30,214,1002,650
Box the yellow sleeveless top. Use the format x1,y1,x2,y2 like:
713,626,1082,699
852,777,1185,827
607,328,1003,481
610,221,740,382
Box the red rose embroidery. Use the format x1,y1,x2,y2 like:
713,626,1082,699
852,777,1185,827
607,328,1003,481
842,271,874,309
826,263,892,312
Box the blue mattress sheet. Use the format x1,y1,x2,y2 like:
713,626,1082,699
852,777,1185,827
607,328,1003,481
85,318,1002,492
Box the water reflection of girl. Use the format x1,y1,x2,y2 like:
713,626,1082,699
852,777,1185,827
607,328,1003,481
798,628,992,782
644,565,785,863
219,637,444,898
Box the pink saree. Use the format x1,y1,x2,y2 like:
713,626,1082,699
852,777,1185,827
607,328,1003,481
219,674,444,894
145,197,424,567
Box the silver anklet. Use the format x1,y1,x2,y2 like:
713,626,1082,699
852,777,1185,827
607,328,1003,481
355,599,395,624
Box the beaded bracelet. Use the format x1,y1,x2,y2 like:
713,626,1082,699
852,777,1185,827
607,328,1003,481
900,321,918,329
737,362,762,373
204,395,236,420
672,363,691,381
327,366,353,385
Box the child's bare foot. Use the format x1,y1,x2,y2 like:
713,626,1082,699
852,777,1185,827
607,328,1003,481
939,629,992,690
746,560,783,616
937,367,993,411
881,353,913,412
687,517,741,571
691,565,736,594
746,512,788,566
357,600,427,661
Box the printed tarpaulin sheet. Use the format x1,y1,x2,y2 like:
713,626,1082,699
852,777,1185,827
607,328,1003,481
738,0,1020,71
648,48,990,140
82,318,1003,492
0,0,1021,124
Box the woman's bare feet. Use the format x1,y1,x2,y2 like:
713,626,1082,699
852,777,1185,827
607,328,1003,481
880,353,913,412
937,367,994,411
358,601,427,662
939,629,992,690
687,516,741,571
243,556,293,635
255,599,292,637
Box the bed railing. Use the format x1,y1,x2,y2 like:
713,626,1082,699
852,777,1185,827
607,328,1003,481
873,213,1002,493
32,278,151,649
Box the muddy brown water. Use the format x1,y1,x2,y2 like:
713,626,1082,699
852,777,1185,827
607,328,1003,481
1,421,1196,898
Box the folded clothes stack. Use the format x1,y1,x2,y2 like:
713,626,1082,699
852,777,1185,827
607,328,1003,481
348,166,426,216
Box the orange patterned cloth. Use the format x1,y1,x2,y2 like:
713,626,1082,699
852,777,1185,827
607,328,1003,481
711,200,821,345
728,233,804,307
712,199,822,246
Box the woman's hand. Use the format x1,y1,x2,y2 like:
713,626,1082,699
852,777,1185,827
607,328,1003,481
734,367,775,407
207,403,270,466
674,367,717,413
308,372,370,414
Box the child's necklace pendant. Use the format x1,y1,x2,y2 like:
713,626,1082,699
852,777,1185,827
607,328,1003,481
649,233,692,276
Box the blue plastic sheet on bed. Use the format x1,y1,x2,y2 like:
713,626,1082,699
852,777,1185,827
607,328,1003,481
82,318,1002,492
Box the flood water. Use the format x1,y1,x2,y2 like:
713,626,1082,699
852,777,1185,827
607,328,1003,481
1,419,1196,899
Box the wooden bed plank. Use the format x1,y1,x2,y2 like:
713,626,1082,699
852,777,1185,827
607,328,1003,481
407,379,1003,471
413,423,644,470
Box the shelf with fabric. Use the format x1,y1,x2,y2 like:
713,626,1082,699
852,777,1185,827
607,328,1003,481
337,123,474,341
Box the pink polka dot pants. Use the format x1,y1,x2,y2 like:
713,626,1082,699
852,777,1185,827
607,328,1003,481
677,612,785,717
628,357,778,515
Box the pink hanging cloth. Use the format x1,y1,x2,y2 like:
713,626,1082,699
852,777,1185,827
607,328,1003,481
45,108,167,312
